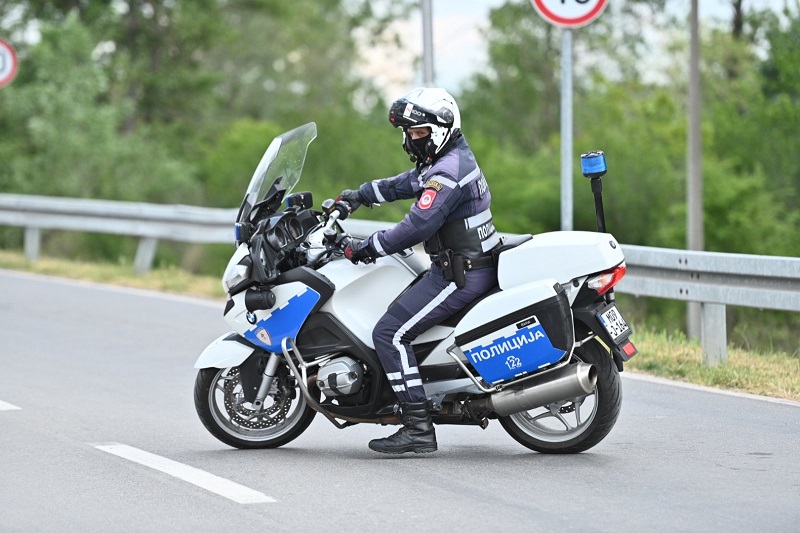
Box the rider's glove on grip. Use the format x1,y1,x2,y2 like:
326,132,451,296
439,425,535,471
337,189,369,213
344,237,377,264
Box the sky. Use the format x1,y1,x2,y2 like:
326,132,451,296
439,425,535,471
359,0,793,99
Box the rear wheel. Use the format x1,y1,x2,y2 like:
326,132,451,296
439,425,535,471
194,362,318,449
498,338,621,454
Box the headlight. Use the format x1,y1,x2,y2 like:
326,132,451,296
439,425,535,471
224,263,251,291
223,250,253,293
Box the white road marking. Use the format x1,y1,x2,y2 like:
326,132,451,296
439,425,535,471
0,400,21,411
623,372,800,408
93,443,275,504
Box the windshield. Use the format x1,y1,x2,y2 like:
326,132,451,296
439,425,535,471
237,122,318,223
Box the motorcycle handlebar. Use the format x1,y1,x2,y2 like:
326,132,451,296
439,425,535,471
324,209,341,230
321,199,351,230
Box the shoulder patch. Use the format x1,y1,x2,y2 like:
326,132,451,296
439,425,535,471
418,189,437,210
424,179,443,192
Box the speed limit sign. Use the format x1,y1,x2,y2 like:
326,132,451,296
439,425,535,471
0,38,19,87
531,0,608,28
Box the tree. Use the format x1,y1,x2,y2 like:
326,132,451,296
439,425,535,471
0,12,194,202
458,2,561,154
458,0,669,155
701,3,800,221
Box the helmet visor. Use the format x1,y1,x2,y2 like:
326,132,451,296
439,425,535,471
388,99,453,129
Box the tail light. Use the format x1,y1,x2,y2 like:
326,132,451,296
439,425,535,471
586,262,627,295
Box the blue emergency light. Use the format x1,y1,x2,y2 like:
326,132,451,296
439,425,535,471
581,151,607,179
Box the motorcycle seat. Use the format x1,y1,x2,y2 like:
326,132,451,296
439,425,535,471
493,233,533,258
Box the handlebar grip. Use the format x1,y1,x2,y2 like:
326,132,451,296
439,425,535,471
333,201,350,220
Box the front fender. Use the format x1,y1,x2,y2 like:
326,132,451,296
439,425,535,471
194,332,256,369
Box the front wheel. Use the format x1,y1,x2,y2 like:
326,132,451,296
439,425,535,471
498,338,622,454
194,362,318,449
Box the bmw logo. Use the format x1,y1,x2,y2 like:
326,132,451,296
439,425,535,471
609,241,617,249
246,311,257,325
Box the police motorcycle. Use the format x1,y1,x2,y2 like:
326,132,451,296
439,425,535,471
194,122,638,454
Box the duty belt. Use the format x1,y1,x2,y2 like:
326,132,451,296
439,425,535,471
463,254,495,270
436,251,495,271
437,249,496,289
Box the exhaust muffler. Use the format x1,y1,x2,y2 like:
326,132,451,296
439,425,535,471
467,363,597,417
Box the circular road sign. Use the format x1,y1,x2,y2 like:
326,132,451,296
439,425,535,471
0,38,19,87
531,0,608,29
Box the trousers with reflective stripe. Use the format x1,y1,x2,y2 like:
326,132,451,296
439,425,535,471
372,264,497,403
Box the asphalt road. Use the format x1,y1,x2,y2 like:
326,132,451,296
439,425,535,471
1,269,799,532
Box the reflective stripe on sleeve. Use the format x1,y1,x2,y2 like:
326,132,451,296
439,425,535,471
371,181,387,203
371,233,387,256
458,167,481,187
435,176,457,189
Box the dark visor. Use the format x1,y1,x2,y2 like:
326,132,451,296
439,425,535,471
388,99,451,129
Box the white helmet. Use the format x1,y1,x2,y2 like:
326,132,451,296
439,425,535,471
388,87,462,164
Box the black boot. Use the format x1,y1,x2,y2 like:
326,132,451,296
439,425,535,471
368,401,438,454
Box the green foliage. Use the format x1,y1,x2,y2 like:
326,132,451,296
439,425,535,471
97,0,227,159
0,13,195,203
1,0,799,351
201,119,285,208
701,161,797,256
703,23,800,215
573,80,687,246
465,132,560,235
458,2,561,153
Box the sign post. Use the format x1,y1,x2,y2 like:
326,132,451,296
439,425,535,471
530,0,608,231
0,38,19,88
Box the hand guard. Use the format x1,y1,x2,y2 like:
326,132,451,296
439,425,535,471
343,237,377,265
337,189,368,213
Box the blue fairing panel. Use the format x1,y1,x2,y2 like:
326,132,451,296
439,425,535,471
243,287,320,351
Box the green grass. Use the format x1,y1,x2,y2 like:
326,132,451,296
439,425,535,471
2,249,798,403
0,249,225,301
622,329,800,402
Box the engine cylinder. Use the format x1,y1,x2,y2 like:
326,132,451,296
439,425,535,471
316,356,363,397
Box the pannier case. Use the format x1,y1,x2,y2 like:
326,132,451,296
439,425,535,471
496,231,623,290
453,279,574,384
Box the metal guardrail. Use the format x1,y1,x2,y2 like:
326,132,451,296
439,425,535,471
2,193,799,365
0,194,238,273
621,245,800,312
619,245,800,365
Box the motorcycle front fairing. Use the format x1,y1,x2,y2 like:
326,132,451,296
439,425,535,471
195,331,258,369
228,282,321,351
196,123,321,370
194,279,326,370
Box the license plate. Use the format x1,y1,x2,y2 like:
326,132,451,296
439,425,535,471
598,304,631,343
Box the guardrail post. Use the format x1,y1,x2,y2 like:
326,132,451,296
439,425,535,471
134,237,158,274
24,227,41,262
701,303,727,366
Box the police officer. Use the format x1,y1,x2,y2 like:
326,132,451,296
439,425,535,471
339,87,500,454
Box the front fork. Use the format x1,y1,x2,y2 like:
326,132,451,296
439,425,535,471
252,352,282,410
